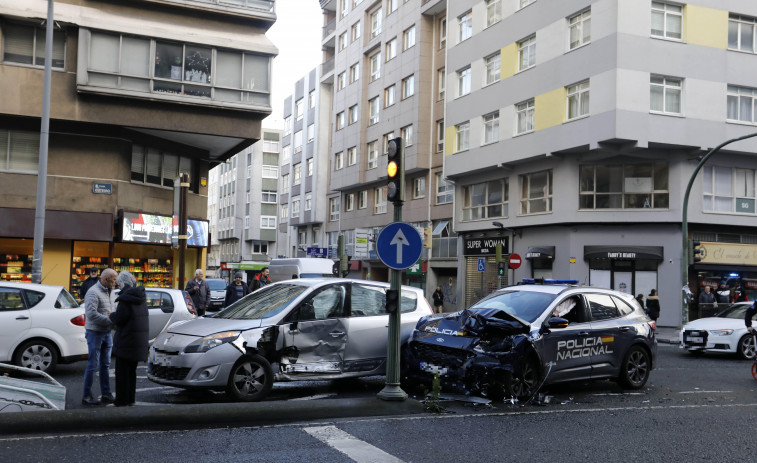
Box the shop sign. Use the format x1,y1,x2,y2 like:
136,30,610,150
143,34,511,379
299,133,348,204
406,259,423,275
697,242,757,265
122,211,208,246
92,182,112,194
463,237,509,256
227,262,268,270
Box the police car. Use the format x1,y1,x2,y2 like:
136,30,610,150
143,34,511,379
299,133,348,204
402,280,657,401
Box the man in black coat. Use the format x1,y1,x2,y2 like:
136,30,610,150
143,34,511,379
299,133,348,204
109,271,149,407
79,268,100,301
224,271,251,307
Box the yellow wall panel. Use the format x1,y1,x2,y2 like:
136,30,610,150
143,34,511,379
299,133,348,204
445,125,457,156
684,5,728,49
42,239,72,289
534,87,566,131
500,43,517,80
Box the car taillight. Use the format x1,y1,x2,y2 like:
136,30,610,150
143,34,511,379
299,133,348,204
184,294,197,315
71,314,86,326
648,320,657,331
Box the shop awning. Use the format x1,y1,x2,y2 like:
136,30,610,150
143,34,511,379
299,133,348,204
432,221,449,236
526,246,555,260
584,246,664,260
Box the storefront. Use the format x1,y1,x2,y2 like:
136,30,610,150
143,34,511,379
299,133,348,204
462,236,509,307
690,241,757,318
525,246,554,279
585,245,663,298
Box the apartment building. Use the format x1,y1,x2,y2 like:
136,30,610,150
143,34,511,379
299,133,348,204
319,0,455,308
445,0,757,326
0,0,276,293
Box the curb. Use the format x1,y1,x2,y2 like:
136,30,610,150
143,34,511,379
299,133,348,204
0,397,425,436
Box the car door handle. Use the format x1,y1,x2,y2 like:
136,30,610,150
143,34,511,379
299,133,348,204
329,331,345,338
16,316,29,320
578,331,590,336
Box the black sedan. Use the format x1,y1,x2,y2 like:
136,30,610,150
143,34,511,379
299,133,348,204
402,283,657,402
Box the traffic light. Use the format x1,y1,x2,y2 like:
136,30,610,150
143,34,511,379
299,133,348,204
386,289,399,314
498,262,506,277
691,240,703,263
386,137,404,204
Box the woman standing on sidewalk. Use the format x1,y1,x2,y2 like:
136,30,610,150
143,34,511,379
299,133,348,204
646,289,660,322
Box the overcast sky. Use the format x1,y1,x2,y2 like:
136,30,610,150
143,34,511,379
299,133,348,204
264,1,323,129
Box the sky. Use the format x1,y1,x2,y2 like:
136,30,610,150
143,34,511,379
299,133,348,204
264,1,324,129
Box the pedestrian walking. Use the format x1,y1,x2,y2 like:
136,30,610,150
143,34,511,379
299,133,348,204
82,268,117,406
432,286,444,314
185,269,210,316
109,271,148,407
224,271,251,307
646,289,660,321
250,267,271,291
635,293,645,311
79,267,100,301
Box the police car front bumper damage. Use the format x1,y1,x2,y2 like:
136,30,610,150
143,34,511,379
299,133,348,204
402,308,536,398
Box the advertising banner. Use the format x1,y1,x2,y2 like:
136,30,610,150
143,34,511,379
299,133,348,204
122,211,208,247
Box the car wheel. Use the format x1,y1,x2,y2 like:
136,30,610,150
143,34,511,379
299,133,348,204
737,334,756,360
506,359,540,402
618,346,650,389
14,340,58,373
225,354,274,402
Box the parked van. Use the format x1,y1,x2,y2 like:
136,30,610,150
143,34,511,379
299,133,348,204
268,258,335,283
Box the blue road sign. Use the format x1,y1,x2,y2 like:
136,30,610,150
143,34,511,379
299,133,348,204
376,222,423,270
478,258,486,272
307,247,328,257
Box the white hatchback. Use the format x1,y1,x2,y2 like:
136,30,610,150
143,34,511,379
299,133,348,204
680,302,757,359
0,282,88,372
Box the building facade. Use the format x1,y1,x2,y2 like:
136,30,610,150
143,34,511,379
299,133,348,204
445,0,757,326
0,0,276,295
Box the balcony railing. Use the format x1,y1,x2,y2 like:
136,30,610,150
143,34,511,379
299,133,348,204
323,17,336,40
161,0,275,13
321,56,334,76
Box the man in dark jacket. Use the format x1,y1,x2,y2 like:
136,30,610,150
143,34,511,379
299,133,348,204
185,268,210,316
224,271,251,307
646,289,661,321
432,286,444,314
250,267,271,291
79,267,100,301
109,271,148,407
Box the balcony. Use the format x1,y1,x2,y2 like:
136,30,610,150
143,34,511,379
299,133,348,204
323,17,336,40
321,56,335,78
141,0,276,20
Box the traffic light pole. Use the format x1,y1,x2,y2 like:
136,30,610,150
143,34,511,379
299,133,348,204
680,132,757,325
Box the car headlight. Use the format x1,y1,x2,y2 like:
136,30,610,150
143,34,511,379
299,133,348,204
184,331,241,353
710,329,734,336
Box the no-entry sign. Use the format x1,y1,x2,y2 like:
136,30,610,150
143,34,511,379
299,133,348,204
508,253,522,269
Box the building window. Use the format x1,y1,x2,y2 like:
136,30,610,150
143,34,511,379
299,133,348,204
253,243,268,254
284,116,292,134
436,172,454,205
388,0,398,14
351,21,361,42
334,151,344,170
369,97,380,125
516,99,535,135
650,75,682,115
359,190,368,209
349,63,360,83
369,52,381,81
307,158,314,176
280,203,289,220
518,36,536,71
293,130,303,153
281,173,290,194
261,190,277,203
338,71,347,90
520,170,552,214
463,179,508,220
2,22,65,69
403,25,416,50
347,146,357,166
345,193,355,211
295,98,304,121
483,111,499,145
437,120,445,152
401,75,415,99
305,193,312,211
371,8,383,39
384,85,395,107
368,141,379,169
727,85,757,123
130,144,195,189
703,166,756,214
293,163,302,185
457,66,471,97
386,38,397,61
349,104,358,124
485,53,500,85
336,111,345,130
382,132,395,154
292,198,300,218
651,2,682,40
413,176,425,199
339,0,348,19
459,11,472,42
520,0,535,8
729,14,757,53
330,197,340,221
439,18,447,49
374,187,387,214
567,80,590,120
309,89,316,109
580,163,670,209
0,129,39,172
263,138,280,153
486,0,502,27
455,122,470,152
307,124,315,142
438,68,446,100
260,216,276,229
401,125,413,147
569,9,591,50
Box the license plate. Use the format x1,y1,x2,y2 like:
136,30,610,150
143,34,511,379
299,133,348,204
686,336,703,343
420,362,448,376
152,353,172,367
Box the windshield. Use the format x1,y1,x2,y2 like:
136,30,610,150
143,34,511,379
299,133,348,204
717,303,756,320
215,283,306,320
469,290,557,323
301,273,334,278
206,279,226,291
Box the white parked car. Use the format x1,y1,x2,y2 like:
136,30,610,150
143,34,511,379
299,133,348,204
680,302,757,359
0,282,88,372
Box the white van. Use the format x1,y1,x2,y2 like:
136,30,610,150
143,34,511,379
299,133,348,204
268,258,336,283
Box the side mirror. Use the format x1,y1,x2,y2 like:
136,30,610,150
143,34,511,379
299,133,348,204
546,317,569,329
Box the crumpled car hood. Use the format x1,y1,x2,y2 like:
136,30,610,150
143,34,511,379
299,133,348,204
415,308,530,340
166,317,264,336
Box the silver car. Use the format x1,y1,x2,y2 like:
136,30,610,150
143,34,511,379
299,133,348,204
116,288,197,343
147,279,433,401
205,278,227,312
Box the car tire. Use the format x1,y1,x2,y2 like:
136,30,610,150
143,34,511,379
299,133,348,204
736,334,756,360
13,340,58,373
506,359,540,402
225,354,274,402
618,346,650,389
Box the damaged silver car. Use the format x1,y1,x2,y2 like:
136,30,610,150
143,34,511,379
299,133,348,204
402,283,657,402
147,279,432,401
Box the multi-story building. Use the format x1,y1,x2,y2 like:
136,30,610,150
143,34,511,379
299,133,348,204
319,0,456,309
211,129,281,281
445,0,757,326
0,0,276,294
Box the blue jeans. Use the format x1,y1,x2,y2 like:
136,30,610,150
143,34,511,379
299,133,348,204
83,329,113,398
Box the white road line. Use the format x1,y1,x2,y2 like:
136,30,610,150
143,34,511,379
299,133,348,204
290,393,338,401
303,425,405,463
135,386,173,393
679,390,732,394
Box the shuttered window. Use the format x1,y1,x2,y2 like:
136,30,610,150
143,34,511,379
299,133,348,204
0,130,39,172
3,22,65,69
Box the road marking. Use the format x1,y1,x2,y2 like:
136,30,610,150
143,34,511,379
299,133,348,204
679,390,732,394
135,386,173,393
290,393,338,401
303,425,405,463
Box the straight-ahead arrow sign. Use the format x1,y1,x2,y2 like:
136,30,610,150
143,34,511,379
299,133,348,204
375,222,423,270
390,228,409,264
